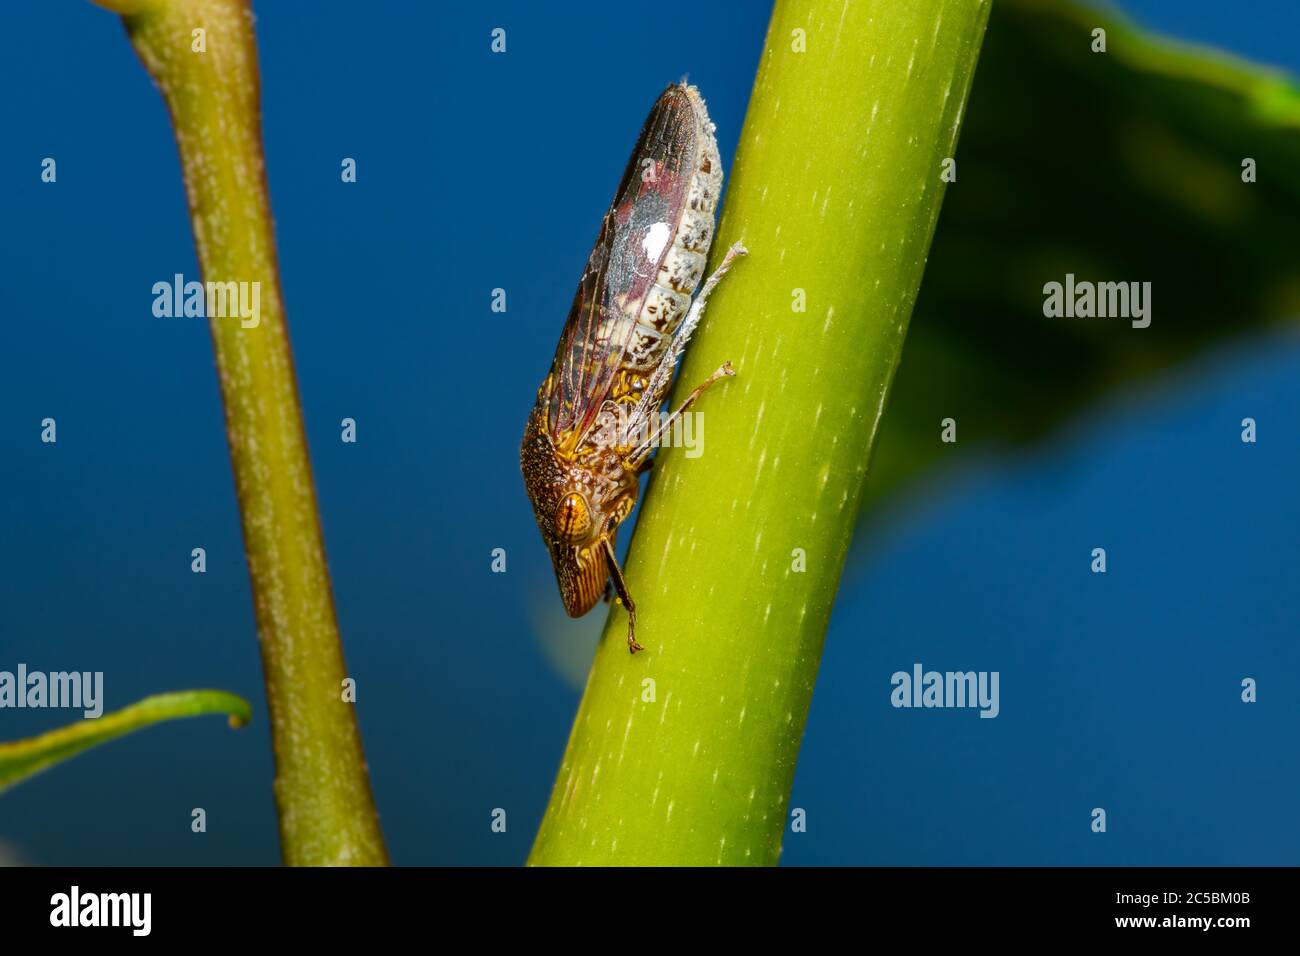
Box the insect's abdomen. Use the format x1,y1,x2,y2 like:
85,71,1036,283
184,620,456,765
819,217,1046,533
542,84,725,449
609,86,723,394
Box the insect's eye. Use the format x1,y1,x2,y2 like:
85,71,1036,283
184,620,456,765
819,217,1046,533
554,492,592,542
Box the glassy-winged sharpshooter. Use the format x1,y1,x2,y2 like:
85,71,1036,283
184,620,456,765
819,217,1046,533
521,82,745,654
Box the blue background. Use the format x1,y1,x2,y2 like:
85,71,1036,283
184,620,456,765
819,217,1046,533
0,0,1296,866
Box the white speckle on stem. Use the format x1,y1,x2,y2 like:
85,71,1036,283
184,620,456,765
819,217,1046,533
617,713,634,765
749,401,766,448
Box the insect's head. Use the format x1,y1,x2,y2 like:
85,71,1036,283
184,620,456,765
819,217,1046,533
551,519,613,618
554,490,594,544
542,485,618,619
521,408,625,617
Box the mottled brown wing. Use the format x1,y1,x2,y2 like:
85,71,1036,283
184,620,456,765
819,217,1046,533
546,85,702,449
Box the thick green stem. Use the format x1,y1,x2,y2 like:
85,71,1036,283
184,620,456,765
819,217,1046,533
107,0,388,865
530,0,991,865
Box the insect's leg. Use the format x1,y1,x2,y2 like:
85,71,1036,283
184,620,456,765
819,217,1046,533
625,242,748,436
602,577,614,604
626,362,734,469
691,241,748,316
601,536,642,653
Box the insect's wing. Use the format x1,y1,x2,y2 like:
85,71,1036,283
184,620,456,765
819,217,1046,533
546,209,617,446
546,84,706,450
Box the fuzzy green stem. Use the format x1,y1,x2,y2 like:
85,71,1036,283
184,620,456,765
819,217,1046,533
530,0,991,866
108,0,388,865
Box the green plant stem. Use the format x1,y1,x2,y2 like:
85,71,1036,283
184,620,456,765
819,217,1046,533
0,691,250,793
109,0,388,865
529,0,991,865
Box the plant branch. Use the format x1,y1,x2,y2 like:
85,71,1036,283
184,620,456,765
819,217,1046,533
0,691,250,794
530,0,992,865
99,0,388,865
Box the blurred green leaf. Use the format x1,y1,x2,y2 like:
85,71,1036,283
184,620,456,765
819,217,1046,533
0,691,250,794
864,0,1300,518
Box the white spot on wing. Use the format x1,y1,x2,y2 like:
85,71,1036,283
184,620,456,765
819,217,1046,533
642,222,672,262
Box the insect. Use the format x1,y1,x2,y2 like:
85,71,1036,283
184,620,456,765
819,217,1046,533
521,82,746,654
